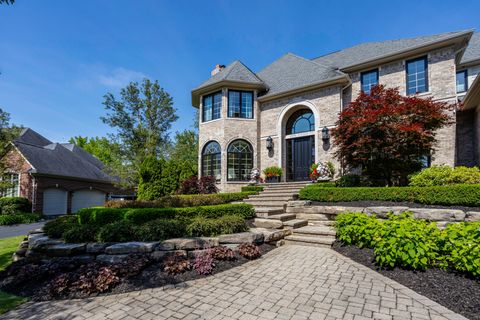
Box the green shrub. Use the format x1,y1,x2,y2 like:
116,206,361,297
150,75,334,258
241,186,264,193
134,219,187,241
0,197,31,214
312,182,336,188
124,208,177,225
300,184,480,206
438,222,480,276
263,166,283,177
186,215,247,237
373,213,441,270
0,213,40,226
63,224,99,243
335,174,361,187
409,165,480,187
96,220,138,242
77,208,128,225
335,213,381,248
43,215,78,238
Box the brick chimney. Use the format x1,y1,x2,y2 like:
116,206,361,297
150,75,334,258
211,64,226,76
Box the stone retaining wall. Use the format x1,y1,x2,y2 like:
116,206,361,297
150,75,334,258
286,201,480,228
13,228,290,263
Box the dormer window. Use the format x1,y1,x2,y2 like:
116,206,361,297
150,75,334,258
202,91,222,122
228,90,253,119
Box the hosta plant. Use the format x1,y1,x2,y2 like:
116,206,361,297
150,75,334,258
335,212,381,248
238,244,261,260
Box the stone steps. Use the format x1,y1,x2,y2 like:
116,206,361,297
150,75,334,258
243,199,286,208
254,207,285,217
264,213,296,221
309,220,336,227
247,195,295,201
282,219,308,229
284,235,335,248
292,225,336,237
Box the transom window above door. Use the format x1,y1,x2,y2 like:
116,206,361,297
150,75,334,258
202,91,222,122
228,90,253,119
286,109,315,135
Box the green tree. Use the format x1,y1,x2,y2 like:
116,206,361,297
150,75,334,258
168,129,198,174
101,78,178,186
68,136,121,167
0,108,22,190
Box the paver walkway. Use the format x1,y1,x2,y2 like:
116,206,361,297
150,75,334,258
2,246,467,320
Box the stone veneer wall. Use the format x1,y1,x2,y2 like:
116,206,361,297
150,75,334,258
455,109,476,166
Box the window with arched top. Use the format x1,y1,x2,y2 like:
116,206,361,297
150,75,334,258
202,141,221,180
286,109,315,135
227,139,253,181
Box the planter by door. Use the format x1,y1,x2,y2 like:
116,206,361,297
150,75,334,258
286,135,315,181
266,176,280,183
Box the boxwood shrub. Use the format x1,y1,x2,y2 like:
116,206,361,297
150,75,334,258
43,215,78,238
409,165,480,187
300,184,480,206
186,215,248,237
0,197,32,214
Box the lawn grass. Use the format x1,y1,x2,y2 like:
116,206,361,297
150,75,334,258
0,236,27,314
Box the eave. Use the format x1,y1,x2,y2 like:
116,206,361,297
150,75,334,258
462,75,480,110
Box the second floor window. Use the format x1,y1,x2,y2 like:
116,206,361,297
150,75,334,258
361,69,379,94
202,91,222,122
456,70,468,93
406,56,428,95
228,90,253,119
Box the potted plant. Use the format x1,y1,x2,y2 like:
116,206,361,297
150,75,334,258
263,166,283,183
310,162,335,182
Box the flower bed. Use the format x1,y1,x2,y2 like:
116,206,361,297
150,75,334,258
299,184,480,207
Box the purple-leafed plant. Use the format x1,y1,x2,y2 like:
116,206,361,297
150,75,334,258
238,243,261,260
211,246,236,261
163,252,191,275
192,249,215,275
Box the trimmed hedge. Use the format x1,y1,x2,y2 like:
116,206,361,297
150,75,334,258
0,197,31,215
409,165,480,187
43,215,78,238
300,184,480,206
77,204,255,226
241,186,264,193
0,213,40,226
104,192,256,209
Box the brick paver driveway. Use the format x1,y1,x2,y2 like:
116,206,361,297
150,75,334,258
2,246,467,320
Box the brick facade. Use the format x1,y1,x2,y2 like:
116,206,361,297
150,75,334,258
197,44,480,192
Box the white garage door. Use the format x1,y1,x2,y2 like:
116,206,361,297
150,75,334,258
43,189,68,216
71,189,106,213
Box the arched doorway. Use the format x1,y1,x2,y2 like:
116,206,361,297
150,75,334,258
285,109,315,181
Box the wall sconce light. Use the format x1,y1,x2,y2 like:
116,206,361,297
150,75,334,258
322,126,330,141
266,136,273,150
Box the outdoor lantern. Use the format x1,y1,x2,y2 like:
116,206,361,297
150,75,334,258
266,136,273,149
322,126,330,141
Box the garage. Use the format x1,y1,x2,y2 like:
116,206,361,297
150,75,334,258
42,188,68,216
71,189,106,213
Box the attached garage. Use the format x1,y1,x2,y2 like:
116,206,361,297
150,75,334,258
71,189,106,213
42,188,68,216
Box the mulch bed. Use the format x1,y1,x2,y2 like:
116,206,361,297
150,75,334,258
333,241,480,320
0,244,276,302
312,200,480,212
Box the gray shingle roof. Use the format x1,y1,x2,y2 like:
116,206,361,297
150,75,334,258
13,129,114,183
256,53,346,99
461,32,480,64
194,60,265,90
313,30,473,69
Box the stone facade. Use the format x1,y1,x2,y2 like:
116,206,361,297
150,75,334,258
197,45,480,192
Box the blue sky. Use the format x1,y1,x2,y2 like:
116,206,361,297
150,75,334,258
0,0,479,142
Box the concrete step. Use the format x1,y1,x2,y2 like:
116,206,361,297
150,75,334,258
252,218,283,229
284,235,335,248
309,220,336,226
264,213,296,221
263,186,305,191
248,196,294,202
254,207,285,218
249,193,296,199
293,226,336,237
282,219,308,229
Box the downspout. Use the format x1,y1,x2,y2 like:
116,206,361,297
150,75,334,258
30,173,36,213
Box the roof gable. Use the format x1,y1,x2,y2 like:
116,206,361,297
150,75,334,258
257,53,346,99
14,128,52,147
461,32,480,65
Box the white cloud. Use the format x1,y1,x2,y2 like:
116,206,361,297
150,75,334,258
97,67,146,88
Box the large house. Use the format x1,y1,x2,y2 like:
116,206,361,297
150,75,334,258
192,30,480,192
2,128,120,215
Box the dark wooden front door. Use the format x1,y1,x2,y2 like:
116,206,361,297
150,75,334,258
286,135,315,181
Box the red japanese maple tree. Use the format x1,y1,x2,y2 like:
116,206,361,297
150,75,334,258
331,85,453,186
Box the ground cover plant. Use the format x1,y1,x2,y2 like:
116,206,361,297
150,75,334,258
299,184,480,207
43,203,254,243
335,212,480,276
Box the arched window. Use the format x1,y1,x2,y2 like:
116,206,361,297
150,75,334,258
286,109,315,135
202,141,221,180
227,139,253,181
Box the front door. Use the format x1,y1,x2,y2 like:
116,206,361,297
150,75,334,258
286,135,315,181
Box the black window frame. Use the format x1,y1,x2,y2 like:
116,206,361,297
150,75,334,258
360,69,379,94
202,91,222,123
456,70,468,93
227,90,254,119
201,141,221,181
286,109,315,135
406,56,429,95
227,139,253,181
